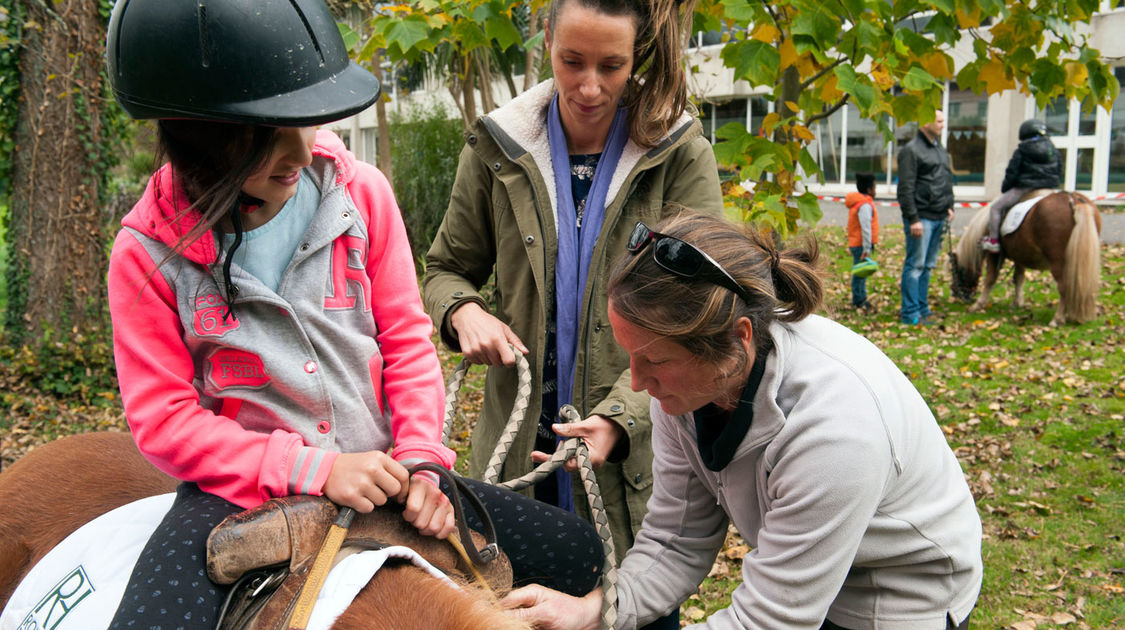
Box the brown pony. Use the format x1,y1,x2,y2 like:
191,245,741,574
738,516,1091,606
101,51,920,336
950,191,1102,325
0,432,530,630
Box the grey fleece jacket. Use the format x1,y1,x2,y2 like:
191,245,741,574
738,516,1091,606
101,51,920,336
614,315,982,630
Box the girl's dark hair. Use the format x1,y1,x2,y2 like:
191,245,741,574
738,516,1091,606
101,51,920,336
608,207,824,366
549,0,697,147
155,119,279,318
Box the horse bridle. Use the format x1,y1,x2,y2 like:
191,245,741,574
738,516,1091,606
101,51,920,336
215,464,500,630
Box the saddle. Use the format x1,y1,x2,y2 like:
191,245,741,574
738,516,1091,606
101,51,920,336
207,467,511,630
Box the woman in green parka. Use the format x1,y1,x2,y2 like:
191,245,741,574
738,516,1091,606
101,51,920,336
423,1,721,625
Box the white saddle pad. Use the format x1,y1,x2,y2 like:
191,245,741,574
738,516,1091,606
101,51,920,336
0,494,450,630
1000,194,1048,237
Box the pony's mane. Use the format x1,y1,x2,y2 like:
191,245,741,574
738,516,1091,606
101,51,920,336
956,206,991,275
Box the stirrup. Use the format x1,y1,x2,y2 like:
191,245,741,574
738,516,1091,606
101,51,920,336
980,237,1001,254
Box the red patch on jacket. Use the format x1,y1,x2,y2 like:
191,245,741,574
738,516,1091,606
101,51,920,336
194,294,239,337
208,349,270,389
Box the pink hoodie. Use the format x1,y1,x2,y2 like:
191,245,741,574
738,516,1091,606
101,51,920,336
108,130,454,508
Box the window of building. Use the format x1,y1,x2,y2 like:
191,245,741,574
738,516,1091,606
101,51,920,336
1109,67,1125,192
707,99,749,143
844,104,887,184
946,85,988,185
363,128,379,165
891,119,917,186
810,108,843,184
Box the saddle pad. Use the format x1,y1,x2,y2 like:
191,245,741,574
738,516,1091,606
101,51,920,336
1000,195,1047,237
0,495,452,630
0,493,175,630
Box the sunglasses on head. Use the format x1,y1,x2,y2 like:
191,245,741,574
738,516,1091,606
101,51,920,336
626,222,752,305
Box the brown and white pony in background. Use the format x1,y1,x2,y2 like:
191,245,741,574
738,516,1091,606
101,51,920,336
0,432,530,630
950,191,1101,325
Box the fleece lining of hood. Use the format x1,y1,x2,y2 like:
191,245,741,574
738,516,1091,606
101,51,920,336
486,79,694,235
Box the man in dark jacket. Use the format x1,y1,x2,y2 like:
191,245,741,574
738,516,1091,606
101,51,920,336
981,118,1062,252
896,110,954,326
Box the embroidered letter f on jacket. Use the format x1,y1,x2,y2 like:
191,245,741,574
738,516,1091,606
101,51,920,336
325,235,371,311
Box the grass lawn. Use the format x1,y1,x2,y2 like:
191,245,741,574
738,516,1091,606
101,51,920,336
1,223,1122,629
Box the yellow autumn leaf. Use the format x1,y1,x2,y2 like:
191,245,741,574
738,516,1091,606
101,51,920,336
791,124,815,142
779,38,797,70
1066,61,1089,88
820,74,843,102
921,52,952,80
870,64,895,90
796,54,817,77
978,59,1015,93
761,112,781,133
751,23,780,43
955,6,982,28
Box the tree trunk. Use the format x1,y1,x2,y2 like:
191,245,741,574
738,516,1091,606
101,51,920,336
475,51,496,115
4,0,111,342
523,7,540,91
373,51,393,186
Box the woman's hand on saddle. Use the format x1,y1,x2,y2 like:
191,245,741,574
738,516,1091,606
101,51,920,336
402,477,456,539
323,451,410,513
501,584,602,630
531,415,626,472
449,302,528,366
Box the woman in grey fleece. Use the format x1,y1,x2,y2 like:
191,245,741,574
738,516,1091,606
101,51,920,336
503,210,983,630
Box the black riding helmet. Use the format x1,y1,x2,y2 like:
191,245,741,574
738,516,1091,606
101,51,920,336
106,0,380,126
1018,119,1048,141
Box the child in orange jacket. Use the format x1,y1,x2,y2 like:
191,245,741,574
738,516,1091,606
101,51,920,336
845,172,879,312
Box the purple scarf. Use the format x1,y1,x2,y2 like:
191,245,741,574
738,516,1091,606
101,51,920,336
548,93,628,509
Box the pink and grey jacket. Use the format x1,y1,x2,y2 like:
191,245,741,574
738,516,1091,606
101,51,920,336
108,130,454,508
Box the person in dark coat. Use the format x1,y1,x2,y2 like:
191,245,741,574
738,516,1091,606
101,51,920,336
981,119,1062,253
896,110,954,326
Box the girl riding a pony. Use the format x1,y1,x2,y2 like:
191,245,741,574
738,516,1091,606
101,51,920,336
104,1,600,627
981,118,1062,253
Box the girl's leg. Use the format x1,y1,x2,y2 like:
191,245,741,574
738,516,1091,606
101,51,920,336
109,483,241,630
452,476,603,596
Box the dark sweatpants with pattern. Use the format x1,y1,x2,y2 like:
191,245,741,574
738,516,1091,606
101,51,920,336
109,479,604,629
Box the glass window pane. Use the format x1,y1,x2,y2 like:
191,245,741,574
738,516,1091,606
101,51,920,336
1079,106,1096,136
1109,67,1125,192
843,104,887,183
363,128,378,164
810,108,842,183
892,119,917,186
1040,97,1068,135
749,95,769,137
714,99,748,135
1076,148,1094,189
946,85,988,185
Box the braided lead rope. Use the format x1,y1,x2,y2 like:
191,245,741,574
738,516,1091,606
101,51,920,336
442,350,530,454
441,355,617,629
441,360,469,447
494,405,618,630
481,351,532,485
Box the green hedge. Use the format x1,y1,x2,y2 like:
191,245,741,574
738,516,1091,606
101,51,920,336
388,102,465,265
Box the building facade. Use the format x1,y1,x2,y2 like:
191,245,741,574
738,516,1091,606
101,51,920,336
328,3,1125,204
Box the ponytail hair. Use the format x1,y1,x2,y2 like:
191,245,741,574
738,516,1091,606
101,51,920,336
608,208,824,363
549,0,697,147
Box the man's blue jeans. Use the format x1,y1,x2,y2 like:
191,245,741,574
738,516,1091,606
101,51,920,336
900,217,945,323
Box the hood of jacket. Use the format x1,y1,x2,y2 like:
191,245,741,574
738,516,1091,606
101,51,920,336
844,191,873,209
477,79,697,229
121,129,357,266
